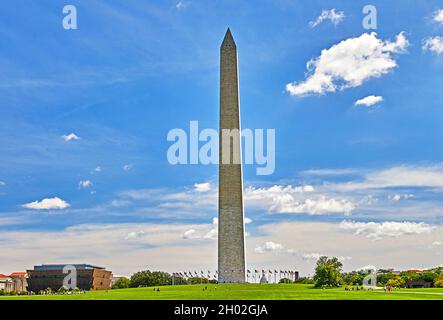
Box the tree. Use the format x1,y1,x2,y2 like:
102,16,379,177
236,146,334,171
313,256,343,288
434,274,443,287
187,277,208,285
342,271,369,286
130,270,172,287
112,277,130,289
386,276,405,288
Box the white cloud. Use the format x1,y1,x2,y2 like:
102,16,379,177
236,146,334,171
62,133,80,141
194,182,211,192
94,166,102,172
333,163,443,191
176,0,186,9
356,265,377,271
22,197,70,210
388,194,414,201
125,231,145,240
78,180,93,189
301,168,360,176
254,241,284,254
181,218,218,240
244,217,253,224
422,36,443,54
433,9,443,25
355,95,384,107
245,185,315,212
286,32,408,96
302,252,350,262
340,220,435,240
431,241,442,248
274,196,354,215
302,252,323,261
111,200,131,207
123,164,133,172
182,229,197,239
0,181,5,186
309,9,345,28
203,228,217,240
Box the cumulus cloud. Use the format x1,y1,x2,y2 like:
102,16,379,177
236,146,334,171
271,196,354,215
433,9,443,25
181,218,219,240
309,9,345,28
254,241,284,254
22,197,70,210
355,95,384,107
246,185,318,214
245,185,353,215
286,32,408,96
62,133,80,141
423,36,443,54
340,220,435,239
78,180,93,189
194,182,211,192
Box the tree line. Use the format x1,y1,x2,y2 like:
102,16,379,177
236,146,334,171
313,256,443,288
112,270,216,289
112,258,443,289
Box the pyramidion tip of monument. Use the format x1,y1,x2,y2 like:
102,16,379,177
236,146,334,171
221,27,236,50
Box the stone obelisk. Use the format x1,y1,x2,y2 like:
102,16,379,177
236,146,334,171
218,28,246,284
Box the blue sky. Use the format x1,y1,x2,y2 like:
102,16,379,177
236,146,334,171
1,0,443,276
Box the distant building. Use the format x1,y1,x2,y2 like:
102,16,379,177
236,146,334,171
405,280,432,288
27,264,112,292
0,274,13,292
9,272,28,292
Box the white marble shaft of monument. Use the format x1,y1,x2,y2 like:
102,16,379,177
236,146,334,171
218,28,246,284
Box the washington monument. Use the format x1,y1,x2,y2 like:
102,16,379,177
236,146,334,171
218,28,246,283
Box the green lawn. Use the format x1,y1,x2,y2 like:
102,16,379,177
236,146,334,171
2,284,443,300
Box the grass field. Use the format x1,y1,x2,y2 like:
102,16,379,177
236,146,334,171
2,284,443,300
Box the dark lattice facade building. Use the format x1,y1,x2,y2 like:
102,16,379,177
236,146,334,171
27,264,112,292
